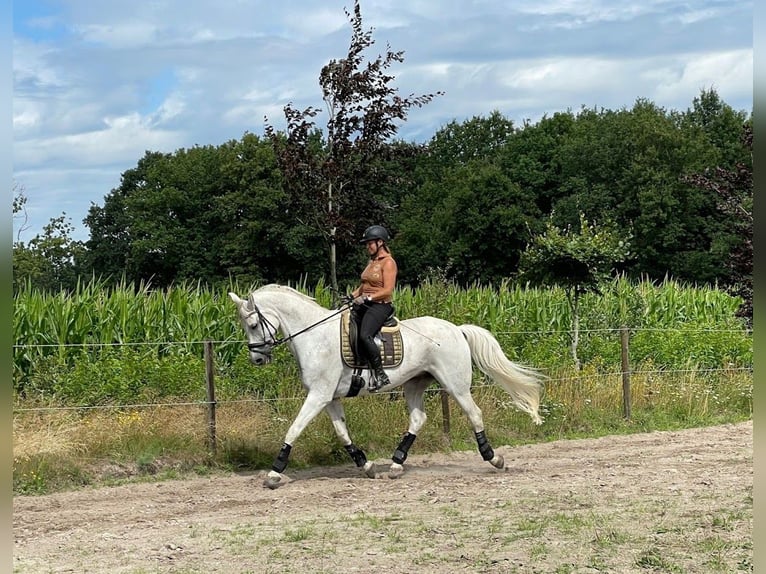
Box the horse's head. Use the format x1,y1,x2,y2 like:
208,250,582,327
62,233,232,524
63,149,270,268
229,292,280,365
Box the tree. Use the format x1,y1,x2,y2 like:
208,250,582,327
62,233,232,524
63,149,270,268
426,110,516,166
264,0,442,293
395,112,542,285
679,88,750,166
211,133,317,285
13,183,86,292
397,159,540,285
549,97,741,285
683,123,752,325
13,215,86,292
517,213,633,369
13,181,31,242
85,137,299,287
500,111,575,216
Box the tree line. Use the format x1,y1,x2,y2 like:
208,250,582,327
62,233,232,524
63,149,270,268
12,1,752,324
13,93,751,282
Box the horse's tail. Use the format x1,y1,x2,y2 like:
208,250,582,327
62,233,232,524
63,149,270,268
459,324,545,425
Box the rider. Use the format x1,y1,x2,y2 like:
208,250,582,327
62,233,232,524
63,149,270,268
350,225,398,391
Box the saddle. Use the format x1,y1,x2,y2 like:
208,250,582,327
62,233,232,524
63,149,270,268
340,309,404,369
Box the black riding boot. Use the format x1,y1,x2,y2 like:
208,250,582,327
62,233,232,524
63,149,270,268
367,350,390,392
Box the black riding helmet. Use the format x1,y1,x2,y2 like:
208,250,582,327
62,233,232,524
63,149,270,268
359,225,390,243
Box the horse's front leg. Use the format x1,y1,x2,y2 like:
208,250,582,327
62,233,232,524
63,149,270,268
265,391,330,489
388,378,431,479
324,399,376,478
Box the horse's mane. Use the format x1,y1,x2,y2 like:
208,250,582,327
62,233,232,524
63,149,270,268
256,284,318,304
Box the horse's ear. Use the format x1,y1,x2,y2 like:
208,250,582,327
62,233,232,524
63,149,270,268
228,292,243,305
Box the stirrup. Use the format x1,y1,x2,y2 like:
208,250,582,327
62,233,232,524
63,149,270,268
369,369,388,393
368,377,383,393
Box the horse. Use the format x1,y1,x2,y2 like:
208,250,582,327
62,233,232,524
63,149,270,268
229,284,545,489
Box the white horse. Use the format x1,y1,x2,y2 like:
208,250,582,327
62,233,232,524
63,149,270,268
229,284,545,489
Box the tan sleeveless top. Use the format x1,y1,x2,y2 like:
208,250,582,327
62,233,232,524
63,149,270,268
360,254,394,303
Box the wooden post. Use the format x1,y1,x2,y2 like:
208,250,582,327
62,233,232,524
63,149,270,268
204,340,217,455
620,326,631,420
440,389,451,436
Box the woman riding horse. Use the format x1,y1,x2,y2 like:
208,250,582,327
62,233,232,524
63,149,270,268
349,225,398,392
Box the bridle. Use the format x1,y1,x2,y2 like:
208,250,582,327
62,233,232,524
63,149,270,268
242,300,282,357
241,295,352,360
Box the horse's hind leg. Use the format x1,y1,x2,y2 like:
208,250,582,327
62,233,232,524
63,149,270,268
449,387,505,471
389,377,432,479
325,399,376,478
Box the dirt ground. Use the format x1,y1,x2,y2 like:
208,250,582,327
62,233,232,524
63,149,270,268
13,421,752,574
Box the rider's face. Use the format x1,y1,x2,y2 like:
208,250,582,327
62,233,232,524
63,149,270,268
365,240,379,255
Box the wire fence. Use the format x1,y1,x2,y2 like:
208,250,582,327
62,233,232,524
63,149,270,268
12,364,753,414
12,323,753,417
9,325,753,350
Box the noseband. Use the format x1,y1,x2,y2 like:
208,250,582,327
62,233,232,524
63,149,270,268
243,300,282,358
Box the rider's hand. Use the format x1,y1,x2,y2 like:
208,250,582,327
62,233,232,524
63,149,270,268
352,295,367,306
340,294,354,306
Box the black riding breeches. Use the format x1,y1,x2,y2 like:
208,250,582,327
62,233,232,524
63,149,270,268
354,302,393,362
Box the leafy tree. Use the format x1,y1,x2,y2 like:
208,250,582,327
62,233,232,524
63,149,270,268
397,159,540,285
264,0,442,293
425,110,516,167
500,111,575,215
678,88,750,166
85,137,295,287
211,133,317,285
13,215,86,293
396,112,542,285
13,183,86,292
518,213,633,369
683,123,752,325
550,96,741,284
84,151,162,283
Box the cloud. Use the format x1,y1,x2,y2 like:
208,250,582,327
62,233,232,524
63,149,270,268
651,49,753,106
15,111,187,169
12,0,753,243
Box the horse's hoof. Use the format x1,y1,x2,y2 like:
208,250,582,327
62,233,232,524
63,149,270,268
263,470,284,489
489,454,505,470
388,462,405,479
362,460,377,478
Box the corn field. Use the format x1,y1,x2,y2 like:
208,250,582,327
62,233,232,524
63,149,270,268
12,276,752,405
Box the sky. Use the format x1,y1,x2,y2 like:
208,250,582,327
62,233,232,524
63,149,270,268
12,0,753,243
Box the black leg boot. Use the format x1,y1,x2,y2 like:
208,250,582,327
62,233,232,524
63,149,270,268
368,352,390,392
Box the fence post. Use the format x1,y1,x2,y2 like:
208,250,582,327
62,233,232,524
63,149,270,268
204,340,217,455
440,389,451,436
620,326,631,420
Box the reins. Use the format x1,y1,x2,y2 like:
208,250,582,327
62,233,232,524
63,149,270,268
245,300,352,353
275,303,353,346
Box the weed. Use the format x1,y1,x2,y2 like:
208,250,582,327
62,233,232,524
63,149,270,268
635,547,683,572
282,526,315,543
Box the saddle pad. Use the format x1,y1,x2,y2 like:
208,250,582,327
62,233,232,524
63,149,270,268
340,309,404,369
